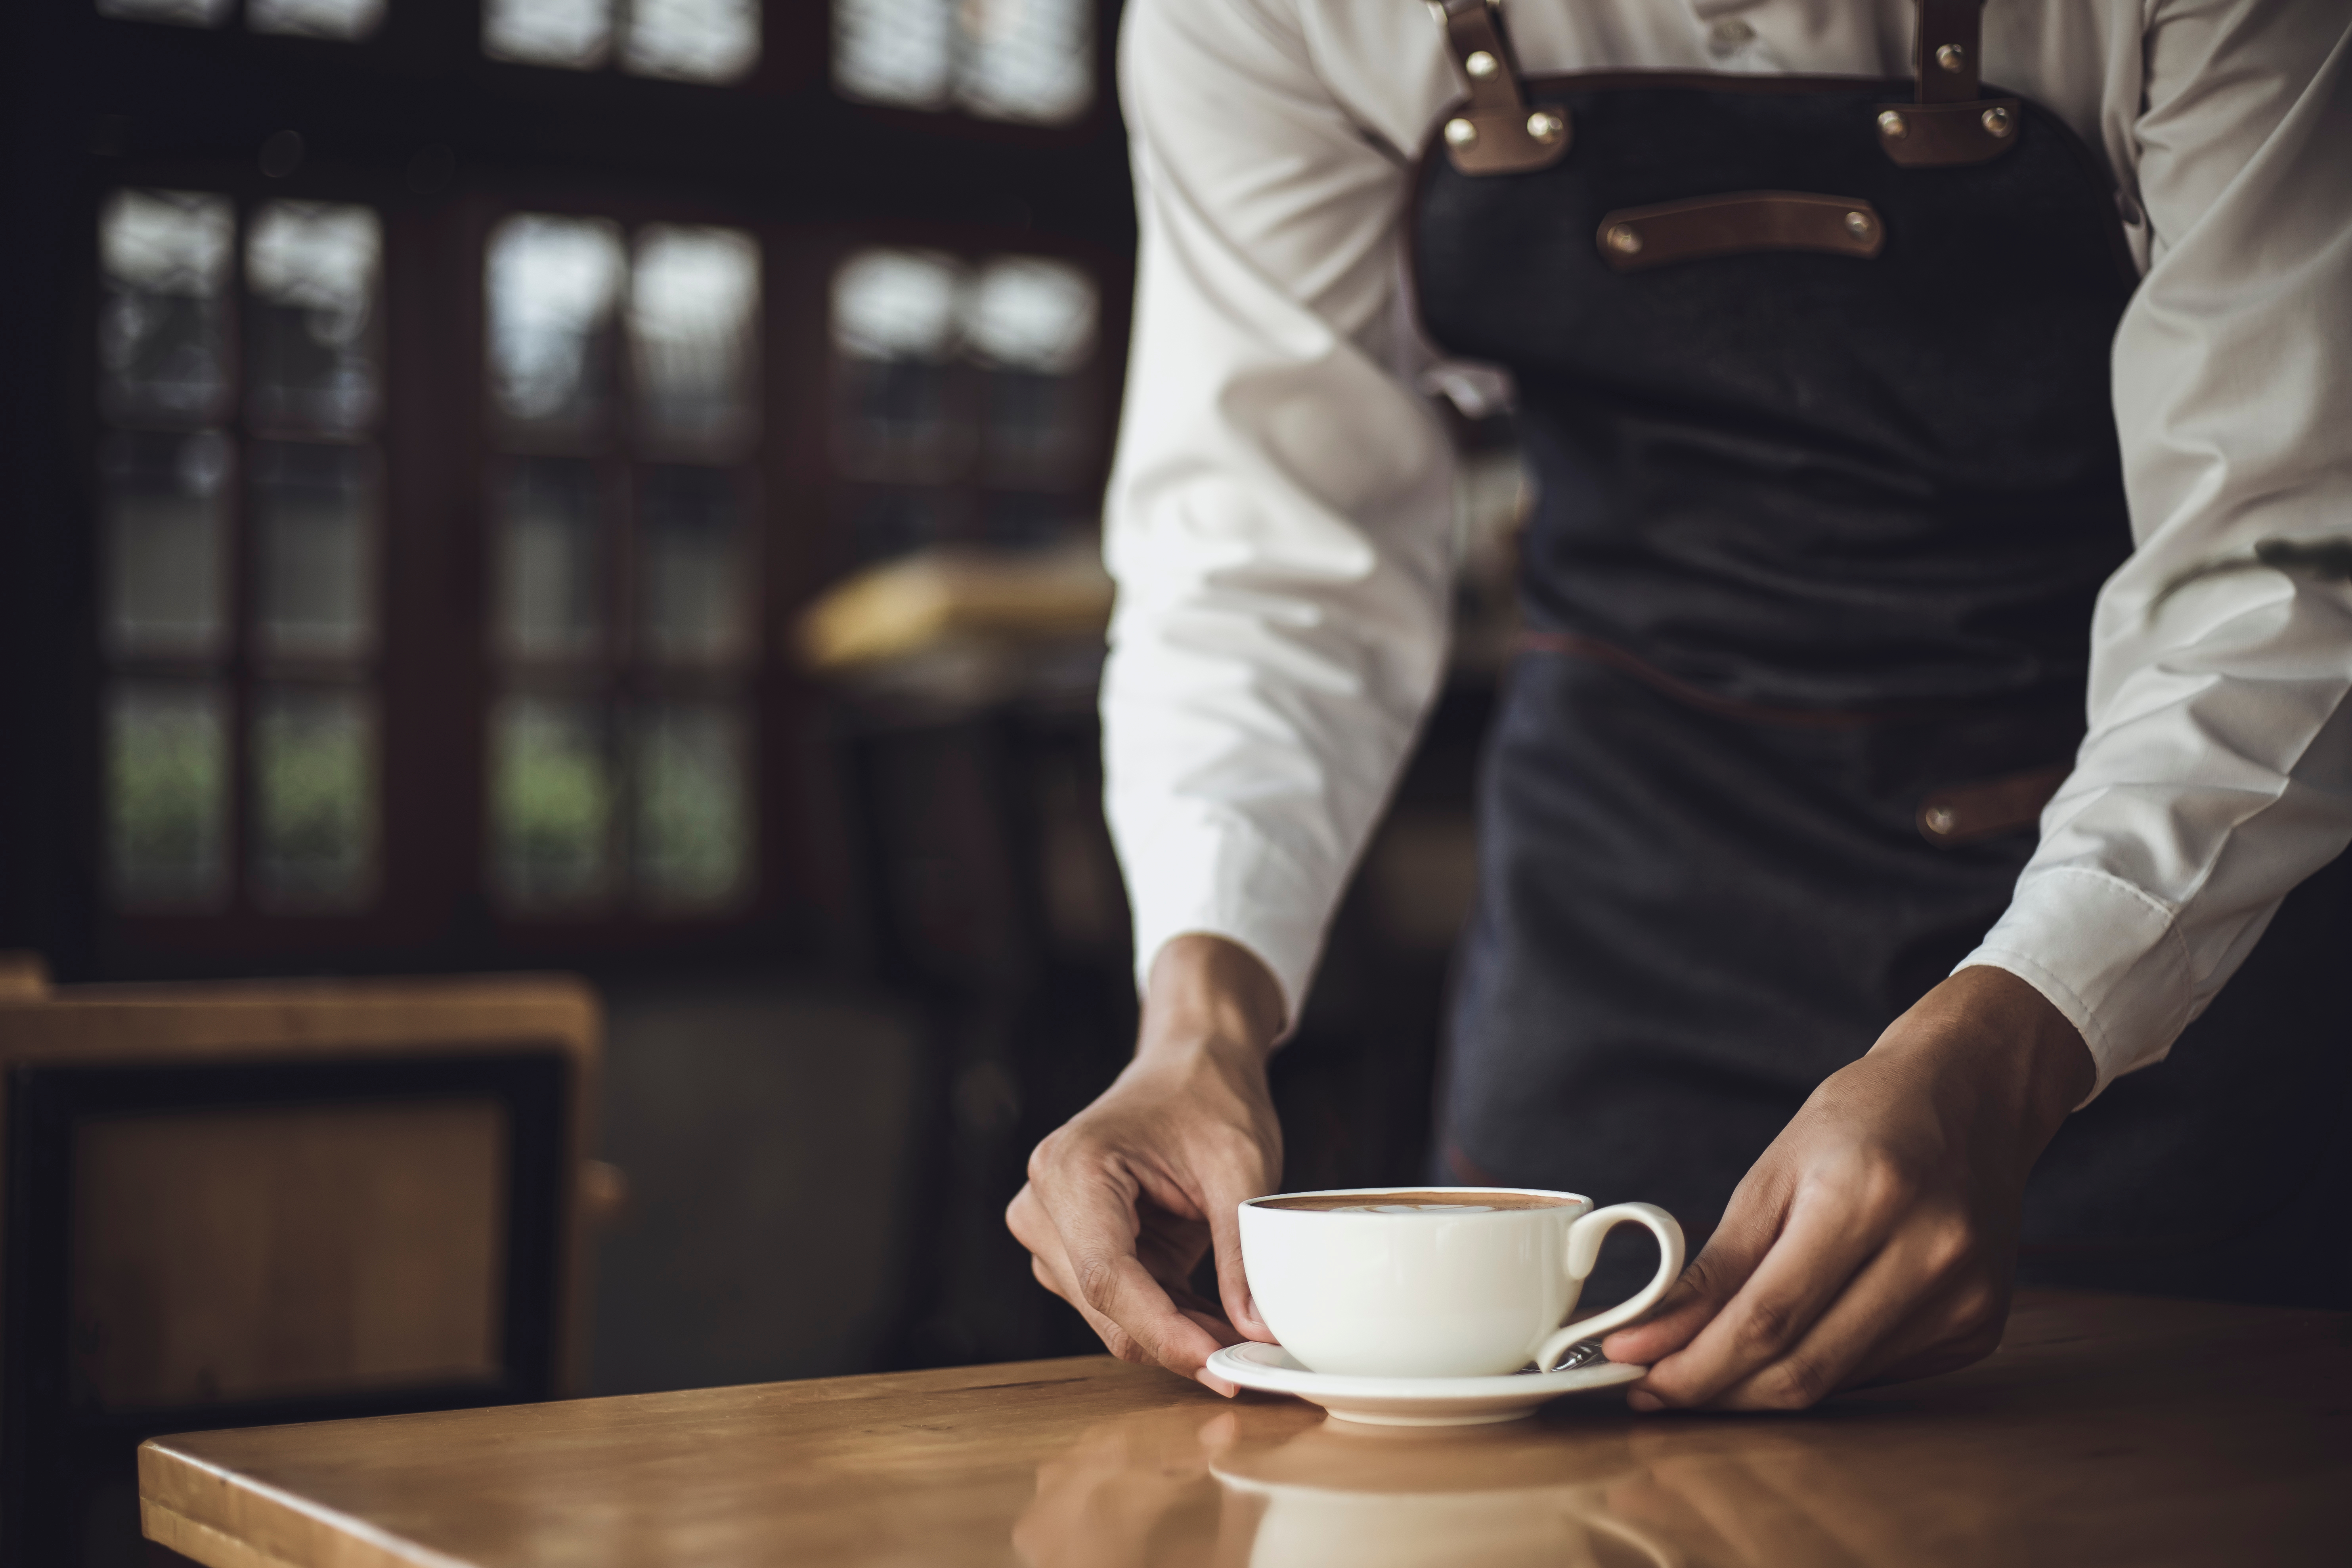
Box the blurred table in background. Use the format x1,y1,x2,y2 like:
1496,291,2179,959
140,1289,2352,1567
805,545,1500,1371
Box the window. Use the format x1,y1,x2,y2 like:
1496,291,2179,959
99,190,385,912
831,247,1100,565
832,0,1093,124
97,0,386,40
49,4,1136,973
484,215,762,914
483,0,761,83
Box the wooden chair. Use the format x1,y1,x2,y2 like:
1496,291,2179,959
0,960,601,1567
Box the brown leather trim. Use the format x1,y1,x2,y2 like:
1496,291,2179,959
1913,0,1985,105
1438,0,1526,118
1516,631,1976,729
1596,192,1884,272
1917,763,2071,846
1402,70,2141,360
1434,0,1571,174
1877,96,2023,167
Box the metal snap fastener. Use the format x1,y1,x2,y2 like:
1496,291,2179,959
1444,117,1479,149
1843,210,1874,240
1982,105,2015,137
1526,110,1564,144
1936,43,1966,72
1605,224,1643,255
1465,49,1499,80
1877,109,1908,139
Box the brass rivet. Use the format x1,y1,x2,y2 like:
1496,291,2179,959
1444,117,1479,149
1526,109,1564,144
1936,43,1966,73
1843,210,1874,239
1605,224,1643,255
1877,109,1908,139
1982,105,2015,137
1465,49,1499,80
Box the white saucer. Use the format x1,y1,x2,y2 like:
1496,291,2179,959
1205,1342,1643,1426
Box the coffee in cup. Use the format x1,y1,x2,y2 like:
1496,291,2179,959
1238,1187,1684,1379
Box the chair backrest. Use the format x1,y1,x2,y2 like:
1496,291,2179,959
0,968,600,1568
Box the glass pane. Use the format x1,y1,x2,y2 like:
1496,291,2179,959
631,699,750,910
97,0,233,27
834,248,961,361
99,189,233,426
497,459,605,661
108,682,228,907
964,257,1095,373
488,213,625,435
484,0,612,67
630,225,759,450
956,0,1092,124
247,0,383,39
833,249,967,478
623,0,758,82
832,0,952,110
491,694,613,906
979,369,1086,480
968,258,1096,478
252,686,376,906
247,201,382,434
254,442,375,661
102,430,230,660
639,466,749,664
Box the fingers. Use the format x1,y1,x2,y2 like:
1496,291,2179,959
1602,1187,1782,1368
1627,1179,1887,1411
1704,1222,1999,1411
1010,1176,1239,1394
1602,1239,1760,1369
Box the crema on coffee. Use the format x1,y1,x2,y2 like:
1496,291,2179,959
1254,1190,1577,1213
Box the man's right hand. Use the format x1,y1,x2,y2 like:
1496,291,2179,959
1006,934,1286,1394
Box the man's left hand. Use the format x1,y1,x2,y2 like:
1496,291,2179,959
1601,964,2094,1411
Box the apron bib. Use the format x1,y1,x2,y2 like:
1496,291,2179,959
1411,0,2351,1307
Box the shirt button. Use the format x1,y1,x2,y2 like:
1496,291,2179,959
1708,17,1756,55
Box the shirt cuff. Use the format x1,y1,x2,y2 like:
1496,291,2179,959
1124,812,1333,1040
1951,865,2196,1105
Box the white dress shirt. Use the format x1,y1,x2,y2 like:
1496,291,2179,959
1098,0,2352,1096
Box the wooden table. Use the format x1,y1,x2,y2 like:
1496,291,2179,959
140,1290,2351,1568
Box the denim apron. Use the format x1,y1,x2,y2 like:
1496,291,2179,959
1415,0,2351,1307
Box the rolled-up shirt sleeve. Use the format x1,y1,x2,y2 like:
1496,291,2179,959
1101,0,1457,1025
1958,6,2352,1097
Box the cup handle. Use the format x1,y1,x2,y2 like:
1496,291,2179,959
1533,1203,1685,1373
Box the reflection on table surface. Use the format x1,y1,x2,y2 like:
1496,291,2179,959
1010,1291,2350,1568
1011,1397,2021,1568
138,1292,2352,1568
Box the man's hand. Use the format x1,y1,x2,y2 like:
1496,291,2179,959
1006,935,1285,1394
1601,965,2094,1411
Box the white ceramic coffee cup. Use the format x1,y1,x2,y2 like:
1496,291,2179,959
1238,1187,1685,1379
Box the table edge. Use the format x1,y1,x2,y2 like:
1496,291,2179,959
142,1442,472,1568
